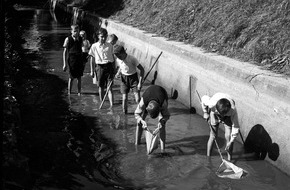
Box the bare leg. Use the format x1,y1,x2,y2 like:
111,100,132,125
135,122,143,145
107,87,113,109
135,112,147,145
68,78,73,94
159,125,166,150
134,91,140,103
77,77,81,95
99,87,105,102
207,124,218,156
122,93,128,113
224,125,233,160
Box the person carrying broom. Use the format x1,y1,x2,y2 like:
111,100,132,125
134,85,170,152
201,92,240,161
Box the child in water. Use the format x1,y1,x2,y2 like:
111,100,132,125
63,24,83,95
89,28,115,109
80,30,91,73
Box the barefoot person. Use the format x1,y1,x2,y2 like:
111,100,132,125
114,45,144,113
201,92,240,161
89,28,115,109
79,30,91,73
134,85,170,151
63,24,83,95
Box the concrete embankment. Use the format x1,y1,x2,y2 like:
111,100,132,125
103,20,290,176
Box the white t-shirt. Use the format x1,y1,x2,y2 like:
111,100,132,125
88,42,114,64
116,54,140,75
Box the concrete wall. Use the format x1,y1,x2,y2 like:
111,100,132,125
104,20,290,175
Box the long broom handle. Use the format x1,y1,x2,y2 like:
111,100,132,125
142,51,163,85
196,90,224,160
99,68,121,109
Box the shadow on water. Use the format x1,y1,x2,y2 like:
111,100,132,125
3,7,139,190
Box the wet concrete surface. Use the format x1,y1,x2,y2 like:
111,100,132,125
19,7,290,190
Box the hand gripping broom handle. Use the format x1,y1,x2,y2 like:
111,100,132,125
99,68,121,109
142,51,163,85
196,90,224,160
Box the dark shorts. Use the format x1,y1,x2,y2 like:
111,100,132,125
68,53,83,78
210,111,232,126
120,73,139,94
95,62,114,88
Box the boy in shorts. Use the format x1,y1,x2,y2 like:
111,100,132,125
201,92,240,160
134,85,170,151
89,28,115,109
63,24,83,95
113,45,144,113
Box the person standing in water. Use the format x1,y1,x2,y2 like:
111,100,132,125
89,28,115,109
201,92,240,161
63,24,83,95
113,45,144,114
134,85,170,151
79,30,91,73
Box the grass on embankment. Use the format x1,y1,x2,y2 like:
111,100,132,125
109,0,290,76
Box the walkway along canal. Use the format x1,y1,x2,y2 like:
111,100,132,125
14,5,290,190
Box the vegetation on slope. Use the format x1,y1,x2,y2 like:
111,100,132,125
59,0,289,75
109,0,290,76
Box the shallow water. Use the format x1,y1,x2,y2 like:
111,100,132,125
19,7,290,190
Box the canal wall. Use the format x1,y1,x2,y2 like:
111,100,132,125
103,20,290,176
52,0,290,176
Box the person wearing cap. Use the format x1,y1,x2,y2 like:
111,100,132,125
201,92,240,161
114,45,144,113
134,85,170,151
107,34,118,46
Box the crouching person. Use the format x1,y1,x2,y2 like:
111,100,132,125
134,85,170,151
201,92,240,161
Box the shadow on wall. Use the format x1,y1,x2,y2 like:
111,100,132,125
151,71,158,85
244,124,280,161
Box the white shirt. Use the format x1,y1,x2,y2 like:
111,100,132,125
88,42,114,64
116,55,140,75
201,92,240,142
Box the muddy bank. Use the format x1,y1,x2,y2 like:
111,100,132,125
3,4,135,190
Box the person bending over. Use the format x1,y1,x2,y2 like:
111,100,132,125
134,85,170,151
201,92,240,161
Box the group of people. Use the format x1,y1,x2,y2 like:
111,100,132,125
63,24,240,160
63,24,145,112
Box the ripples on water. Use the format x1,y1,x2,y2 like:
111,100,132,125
18,6,290,190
